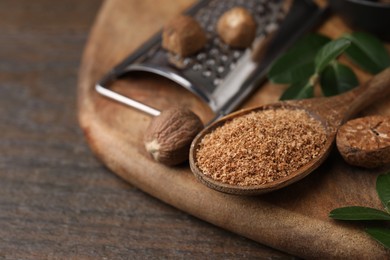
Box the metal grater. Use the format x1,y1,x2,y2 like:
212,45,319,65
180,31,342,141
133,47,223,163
96,0,327,120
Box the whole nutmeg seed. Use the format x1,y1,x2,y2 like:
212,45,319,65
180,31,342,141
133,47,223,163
217,7,257,48
144,107,204,166
336,115,390,168
162,15,207,57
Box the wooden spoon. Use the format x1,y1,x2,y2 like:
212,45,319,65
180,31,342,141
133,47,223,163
189,67,390,195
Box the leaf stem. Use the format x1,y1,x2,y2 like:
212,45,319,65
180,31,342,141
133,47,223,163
309,73,319,86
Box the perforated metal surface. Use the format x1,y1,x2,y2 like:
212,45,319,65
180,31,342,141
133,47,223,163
123,0,285,112
175,0,285,87
96,0,326,118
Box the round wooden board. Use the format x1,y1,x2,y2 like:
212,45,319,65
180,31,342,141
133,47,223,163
78,0,390,258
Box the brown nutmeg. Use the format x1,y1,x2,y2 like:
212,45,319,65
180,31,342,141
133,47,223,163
162,15,207,57
217,7,256,48
336,115,390,168
144,107,203,166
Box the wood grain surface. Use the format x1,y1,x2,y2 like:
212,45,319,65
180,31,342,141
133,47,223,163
78,0,390,258
0,0,293,258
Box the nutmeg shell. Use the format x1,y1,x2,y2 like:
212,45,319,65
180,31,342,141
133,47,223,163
162,15,207,57
217,7,256,48
336,115,390,168
144,107,203,166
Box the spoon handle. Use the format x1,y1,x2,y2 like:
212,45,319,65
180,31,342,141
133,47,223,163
343,67,390,120
296,67,390,128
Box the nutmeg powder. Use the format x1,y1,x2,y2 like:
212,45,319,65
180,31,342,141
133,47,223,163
196,108,327,186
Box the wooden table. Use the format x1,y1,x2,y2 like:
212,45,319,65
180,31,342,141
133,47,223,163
0,1,293,258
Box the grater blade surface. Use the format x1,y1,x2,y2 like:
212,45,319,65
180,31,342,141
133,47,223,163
96,0,327,119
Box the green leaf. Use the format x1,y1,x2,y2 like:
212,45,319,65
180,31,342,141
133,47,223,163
268,34,331,84
270,62,315,84
280,79,314,100
320,61,359,97
365,227,390,250
343,32,390,74
329,206,390,221
377,172,390,212
292,34,331,52
315,38,351,73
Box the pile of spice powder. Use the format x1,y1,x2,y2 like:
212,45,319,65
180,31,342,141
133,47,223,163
196,108,327,186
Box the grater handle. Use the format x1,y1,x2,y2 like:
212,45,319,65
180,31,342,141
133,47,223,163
95,73,161,117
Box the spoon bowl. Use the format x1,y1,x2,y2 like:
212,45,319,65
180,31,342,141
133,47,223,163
190,68,390,195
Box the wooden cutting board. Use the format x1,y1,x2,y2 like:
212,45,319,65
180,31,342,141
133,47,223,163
78,0,390,258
